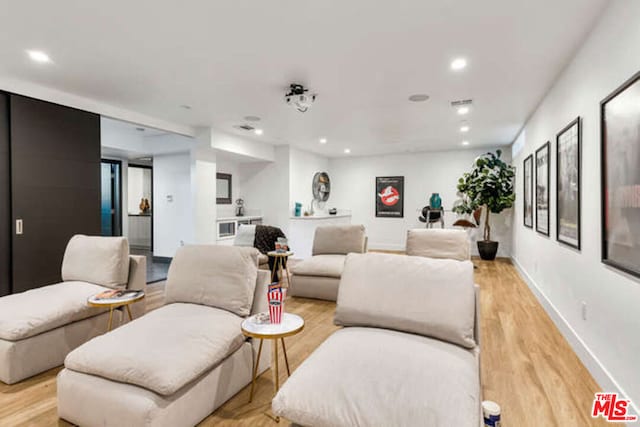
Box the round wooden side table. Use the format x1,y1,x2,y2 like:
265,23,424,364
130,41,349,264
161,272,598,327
87,290,145,331
267,250,294,287
241,312,304,421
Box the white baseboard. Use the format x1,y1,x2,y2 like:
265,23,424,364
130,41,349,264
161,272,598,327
511,256,638,414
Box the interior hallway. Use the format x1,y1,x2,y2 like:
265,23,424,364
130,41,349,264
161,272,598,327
0,258,608,427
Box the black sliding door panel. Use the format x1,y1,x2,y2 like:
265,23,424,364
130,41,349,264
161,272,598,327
10,95,101,293
0,93,10,296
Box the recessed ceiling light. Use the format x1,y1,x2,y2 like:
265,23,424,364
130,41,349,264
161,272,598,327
319,138,327,144
457,106,470,115
26,50,51,63
180,105,192,110
344,148,351,154
450,57,467,71
462,141,470,146
244,115,261,122
254,128,263,135
408,94,430,102
460,125,470,133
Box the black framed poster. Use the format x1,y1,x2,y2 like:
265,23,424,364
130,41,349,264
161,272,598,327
556,117,581,249
535,142,550,236
601,70,640,278
375,176,404,218
524,154,533,228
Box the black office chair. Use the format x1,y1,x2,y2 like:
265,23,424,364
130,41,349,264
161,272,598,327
418,206,444,228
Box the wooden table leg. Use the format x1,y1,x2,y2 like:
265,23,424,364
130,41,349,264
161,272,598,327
272,338,279,393
107,307,114,331
278,258,285,287
285,259,292,290
126,304,133,321
281,338,291,376
249,339,263,403
271,258,278,283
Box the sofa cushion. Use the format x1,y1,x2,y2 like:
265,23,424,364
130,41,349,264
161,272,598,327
272,327,480,427
64,303,245,396
312,225,366,256
258,253,269,266
165,245,259,317
61,235,130,289
0,282,110,341
290,255,346,278
406,229,470,261
335,253,476,348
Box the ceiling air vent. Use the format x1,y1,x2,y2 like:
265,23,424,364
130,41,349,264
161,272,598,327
234,124,255,131
450,99,473,107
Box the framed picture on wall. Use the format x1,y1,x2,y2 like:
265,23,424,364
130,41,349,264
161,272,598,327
600,70,640,278
375,176,404,218
556,117,581,249
523,154,534,228
535,142,550,235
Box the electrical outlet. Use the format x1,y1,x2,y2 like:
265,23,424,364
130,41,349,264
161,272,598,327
581,301,588,321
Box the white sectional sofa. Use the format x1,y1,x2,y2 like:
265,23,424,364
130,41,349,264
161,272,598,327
0,235,145,384
57,245,271,427
289,224,367,301
273,252,481,426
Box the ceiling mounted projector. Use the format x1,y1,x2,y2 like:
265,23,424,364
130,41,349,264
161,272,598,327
285,83,316,113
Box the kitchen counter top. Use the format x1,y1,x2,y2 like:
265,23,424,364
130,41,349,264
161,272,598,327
290,211,352,220
217,215,262,222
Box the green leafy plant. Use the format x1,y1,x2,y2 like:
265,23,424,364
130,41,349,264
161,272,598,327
452,149,515,241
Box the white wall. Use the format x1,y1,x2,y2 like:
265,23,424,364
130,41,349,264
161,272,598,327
216,157,243,218
289,147,330,215
240,146,291,234
329,148,513,254
190,156,218,245
510,0,640,409
153,153,193,257
2,76,193,137
208,128,275,162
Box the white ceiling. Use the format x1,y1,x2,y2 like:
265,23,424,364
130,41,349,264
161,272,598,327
0,0,609,157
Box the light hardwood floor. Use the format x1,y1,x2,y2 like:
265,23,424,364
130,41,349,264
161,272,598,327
0,258,608,426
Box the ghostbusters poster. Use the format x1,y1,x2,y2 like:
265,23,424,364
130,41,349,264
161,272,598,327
376,176,404,218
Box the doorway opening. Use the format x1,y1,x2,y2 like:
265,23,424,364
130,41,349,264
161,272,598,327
100,159,122,236
127,164,153,252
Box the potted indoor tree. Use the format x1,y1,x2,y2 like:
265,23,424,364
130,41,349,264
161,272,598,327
453,149,515,260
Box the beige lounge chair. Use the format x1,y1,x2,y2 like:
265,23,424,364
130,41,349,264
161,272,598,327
57,245,270,427
273,252,481,426
0,235,146,384
289,224,367,301
406,228,471,260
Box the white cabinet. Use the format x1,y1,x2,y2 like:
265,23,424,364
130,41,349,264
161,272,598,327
216,216,263,245
128,215,152,249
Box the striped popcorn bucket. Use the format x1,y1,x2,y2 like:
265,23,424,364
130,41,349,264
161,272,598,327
268,289,286,324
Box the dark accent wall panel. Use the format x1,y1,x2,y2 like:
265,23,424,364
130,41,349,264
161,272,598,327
0,93,10,297
10,95,101,293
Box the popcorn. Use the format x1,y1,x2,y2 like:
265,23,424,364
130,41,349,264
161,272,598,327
268,283,286,324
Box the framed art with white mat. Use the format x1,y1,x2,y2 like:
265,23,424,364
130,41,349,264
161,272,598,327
600,70,640,278
535,142,550,236
556,117,581,249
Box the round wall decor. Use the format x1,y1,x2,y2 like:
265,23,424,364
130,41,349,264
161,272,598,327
312,172,331,203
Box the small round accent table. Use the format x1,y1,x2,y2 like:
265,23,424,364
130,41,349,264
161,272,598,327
267,251,294,287
87,291,145,331
241,312,304,420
